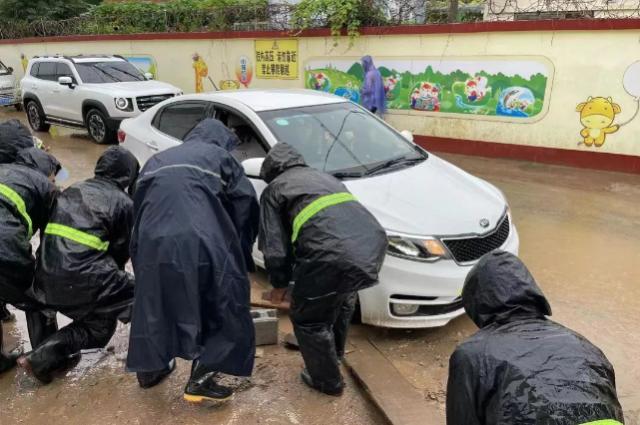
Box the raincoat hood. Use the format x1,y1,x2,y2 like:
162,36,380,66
260,143,307,183
0,119,35,164
462,250,552,328
94,146,139,190
362,55,375,72
15,148,61,178
183,118,239,152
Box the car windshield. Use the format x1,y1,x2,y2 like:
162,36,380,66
0,61,9,75
75,61,145,84
259,102,427,176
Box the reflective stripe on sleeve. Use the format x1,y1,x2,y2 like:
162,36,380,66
0,183,33,238
581,420,624,425
45,223,109,252
291,192,357,243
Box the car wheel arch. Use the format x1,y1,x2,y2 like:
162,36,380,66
82,100,110,124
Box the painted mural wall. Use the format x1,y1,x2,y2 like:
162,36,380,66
0,29,639,158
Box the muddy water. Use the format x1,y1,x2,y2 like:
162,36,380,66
2,107,639,424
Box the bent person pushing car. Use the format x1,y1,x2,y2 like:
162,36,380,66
259,143,387,396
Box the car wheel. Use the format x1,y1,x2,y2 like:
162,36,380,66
86,109,115,145
26,100,50,132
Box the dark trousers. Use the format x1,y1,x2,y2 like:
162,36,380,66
27,310,118,377
290,291,358,391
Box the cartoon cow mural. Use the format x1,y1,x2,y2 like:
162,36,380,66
576,96,622,147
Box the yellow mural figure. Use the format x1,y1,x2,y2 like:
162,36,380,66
20,54,28,72
576,96,621,147
192,53,209,93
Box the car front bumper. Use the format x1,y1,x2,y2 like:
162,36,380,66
358,223,520,328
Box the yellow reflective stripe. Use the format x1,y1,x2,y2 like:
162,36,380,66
0,183,33,238
581,421,623,425
45,223,109,252
291,192,357,243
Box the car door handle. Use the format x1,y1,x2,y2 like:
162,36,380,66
145,141,159,151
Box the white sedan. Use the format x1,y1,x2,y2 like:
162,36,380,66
120,89,519,328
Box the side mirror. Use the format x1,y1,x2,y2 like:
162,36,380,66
400,130,414,143
58,76,74,88
242,157,264,179
144,72,154,80
7,66,13,74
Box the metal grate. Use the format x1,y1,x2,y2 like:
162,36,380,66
136,94,174,112
443,215,511,263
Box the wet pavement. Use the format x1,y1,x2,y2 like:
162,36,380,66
1,107,639,424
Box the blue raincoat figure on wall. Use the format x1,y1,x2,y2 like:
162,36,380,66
126,119,260,404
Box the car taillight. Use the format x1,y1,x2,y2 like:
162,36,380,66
117,129,126,144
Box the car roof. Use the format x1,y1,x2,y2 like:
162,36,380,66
193,89,348,112
31,55,125,63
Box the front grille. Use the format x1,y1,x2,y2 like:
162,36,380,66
443,215,511,263
136,94,174,112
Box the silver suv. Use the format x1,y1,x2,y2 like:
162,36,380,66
21,55,182,144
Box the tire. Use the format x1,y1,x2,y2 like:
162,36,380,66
85,108,116,145
25,100,50,132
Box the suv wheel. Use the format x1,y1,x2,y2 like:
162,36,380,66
26,100,50,132
86,109,115,144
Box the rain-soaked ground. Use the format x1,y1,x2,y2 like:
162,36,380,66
1,107,639,424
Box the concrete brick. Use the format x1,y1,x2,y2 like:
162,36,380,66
251,308,278,346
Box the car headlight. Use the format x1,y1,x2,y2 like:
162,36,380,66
387,235,450,262
114,97,133,111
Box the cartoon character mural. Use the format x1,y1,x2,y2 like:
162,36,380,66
384,76,400,100
311,72,330,91
576,97,621,147
465,76,488,102
235,56,253,88
334,81,360,103
497,87,536,117
192,53,209,93
410,82,440,112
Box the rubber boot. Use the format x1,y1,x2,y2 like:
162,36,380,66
0,322,23,373
26,310,58,348
183,361,233,404
301,368,344,396
137,359,176,389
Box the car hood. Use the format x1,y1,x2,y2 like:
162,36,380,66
344,154,507,236
84,80,180,96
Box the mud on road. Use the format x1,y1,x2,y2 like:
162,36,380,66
1,107,639,424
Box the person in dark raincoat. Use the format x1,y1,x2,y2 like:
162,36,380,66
447,250,624,425
0,119,40,324
259,143,387,396
0,147,61,373
17,146,139,384
126,119,260,403
360,56,386,116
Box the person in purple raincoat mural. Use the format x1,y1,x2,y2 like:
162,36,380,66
360,56,386,116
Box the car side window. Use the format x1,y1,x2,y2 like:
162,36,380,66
29,63,39,77
35,62,57,81
152,101,211,140
55,63,74,80
214,108,268,162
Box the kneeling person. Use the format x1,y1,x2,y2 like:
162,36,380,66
447,251,624,425
259,143,387,396
0,148,61,373
18,147,139,384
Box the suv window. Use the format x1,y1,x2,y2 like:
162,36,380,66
35,62,57,81
152,102,211,140
29,63,40,77
56,63,73,79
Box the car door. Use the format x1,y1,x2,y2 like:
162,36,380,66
147,100,213,160
31,62,57,116
52,62,83,123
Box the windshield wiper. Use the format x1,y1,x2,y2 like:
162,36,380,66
364,156,425,176
331,171,365,179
